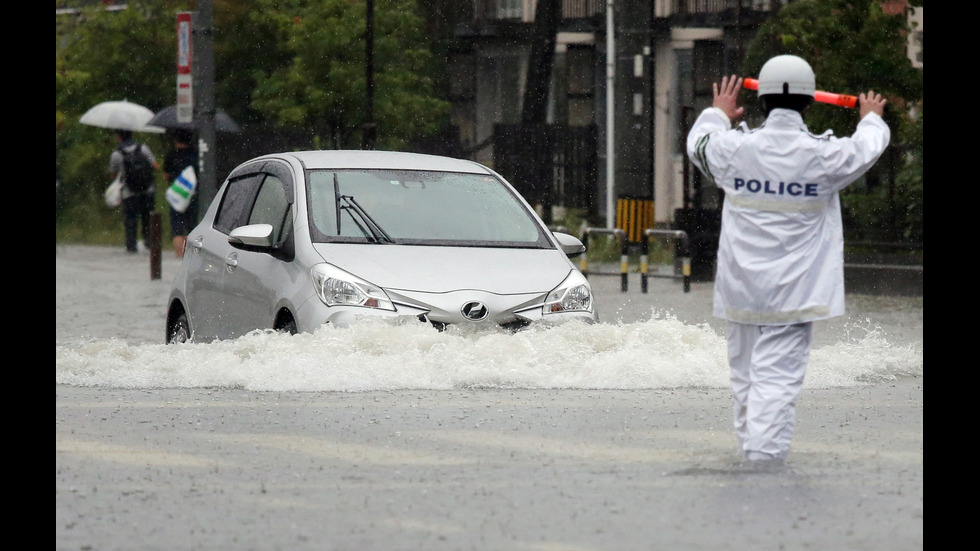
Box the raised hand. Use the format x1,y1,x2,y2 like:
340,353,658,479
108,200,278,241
713,75,744,121
858,90,886,119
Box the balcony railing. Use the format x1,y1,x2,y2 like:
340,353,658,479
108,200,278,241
474,0,605,22
473,0,781,22
563,0,606,18
658,1,778,17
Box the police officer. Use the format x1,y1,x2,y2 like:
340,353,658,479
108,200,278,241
686,55,890,466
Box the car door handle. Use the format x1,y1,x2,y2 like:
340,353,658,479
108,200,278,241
190,236,204,253
225,252,238,271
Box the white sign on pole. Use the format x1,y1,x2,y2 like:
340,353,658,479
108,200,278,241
176,12,193,123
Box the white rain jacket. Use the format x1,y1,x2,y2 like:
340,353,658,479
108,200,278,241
687,107,890,325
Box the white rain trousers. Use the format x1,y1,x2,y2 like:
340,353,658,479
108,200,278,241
728,322,812,459
687,108,890,325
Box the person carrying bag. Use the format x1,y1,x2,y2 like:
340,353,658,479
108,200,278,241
105,175,123,208
162,129,200,259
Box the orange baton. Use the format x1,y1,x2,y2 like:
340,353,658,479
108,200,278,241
742,78,857,108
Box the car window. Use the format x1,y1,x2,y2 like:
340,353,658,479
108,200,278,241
214,173,264,234
248,175,290,243
307,169,550,247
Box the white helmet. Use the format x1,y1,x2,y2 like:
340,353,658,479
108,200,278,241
757,55,815,97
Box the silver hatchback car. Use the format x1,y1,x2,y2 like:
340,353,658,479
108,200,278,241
166,150,597,343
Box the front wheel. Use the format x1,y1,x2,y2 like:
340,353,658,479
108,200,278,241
167,312,191,344
275,313,297,336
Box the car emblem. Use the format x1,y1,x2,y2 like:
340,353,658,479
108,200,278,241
461,301,489,321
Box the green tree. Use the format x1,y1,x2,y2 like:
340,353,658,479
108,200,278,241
741,0,923,243
57,0,451,242
248,0,450,150
892,100,922,242
211,0,297,126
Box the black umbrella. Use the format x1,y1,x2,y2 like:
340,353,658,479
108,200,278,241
148,105,241,133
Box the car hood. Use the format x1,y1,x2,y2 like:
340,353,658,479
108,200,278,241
310,243,573,294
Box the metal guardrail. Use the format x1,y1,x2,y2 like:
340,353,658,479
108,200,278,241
573,227,691,293
578,227,629,292
642,229,690,293
555,226,919,296
847,241,923,251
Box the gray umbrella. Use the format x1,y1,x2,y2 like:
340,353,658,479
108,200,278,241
148,105,241,133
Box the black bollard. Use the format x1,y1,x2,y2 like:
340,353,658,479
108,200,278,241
579,231,589,279
620,236,628,293
149,212,162,280
640,235,648,294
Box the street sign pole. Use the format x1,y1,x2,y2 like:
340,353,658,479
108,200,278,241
192,1,217,217
176,11,193,124
606,0,616,229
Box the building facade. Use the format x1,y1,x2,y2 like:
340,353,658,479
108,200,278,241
447,0,783,229
443,0,921,263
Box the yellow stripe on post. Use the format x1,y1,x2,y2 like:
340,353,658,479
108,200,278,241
616,198,655,243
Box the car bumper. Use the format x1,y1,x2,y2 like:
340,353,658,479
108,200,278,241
295,289,596,331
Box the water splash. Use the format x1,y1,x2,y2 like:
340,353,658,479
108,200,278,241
807,317,923,386
55,312,921,392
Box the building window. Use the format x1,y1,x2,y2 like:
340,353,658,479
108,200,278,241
566,45,594,126
496,0,522,19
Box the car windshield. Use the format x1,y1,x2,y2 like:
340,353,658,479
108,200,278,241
307,169,551,247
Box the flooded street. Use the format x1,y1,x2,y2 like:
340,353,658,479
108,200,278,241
56,245,923,550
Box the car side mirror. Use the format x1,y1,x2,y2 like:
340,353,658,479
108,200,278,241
553,232,586,258
229,223,274,250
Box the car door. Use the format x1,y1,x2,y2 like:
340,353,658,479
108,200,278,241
185,171,265,341
220,163,295,338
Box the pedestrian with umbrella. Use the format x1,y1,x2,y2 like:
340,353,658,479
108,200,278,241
147,105,241,133
80,100,164,253
149,106,239,255
161,128,199,259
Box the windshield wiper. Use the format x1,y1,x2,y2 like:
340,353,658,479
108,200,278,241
333,173,342,235
338,194,393,244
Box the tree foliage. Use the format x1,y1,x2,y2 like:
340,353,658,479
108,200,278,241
56,0,451,231
741,0,923,243
246,0,449,150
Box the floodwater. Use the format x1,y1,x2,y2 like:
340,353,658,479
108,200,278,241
55,245,924,551
55,245,921,392
56,305,921,392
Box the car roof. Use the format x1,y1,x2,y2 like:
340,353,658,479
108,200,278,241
256,150,494,174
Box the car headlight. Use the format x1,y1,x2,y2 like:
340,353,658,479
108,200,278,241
543,270,593,314
311,263,395,311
